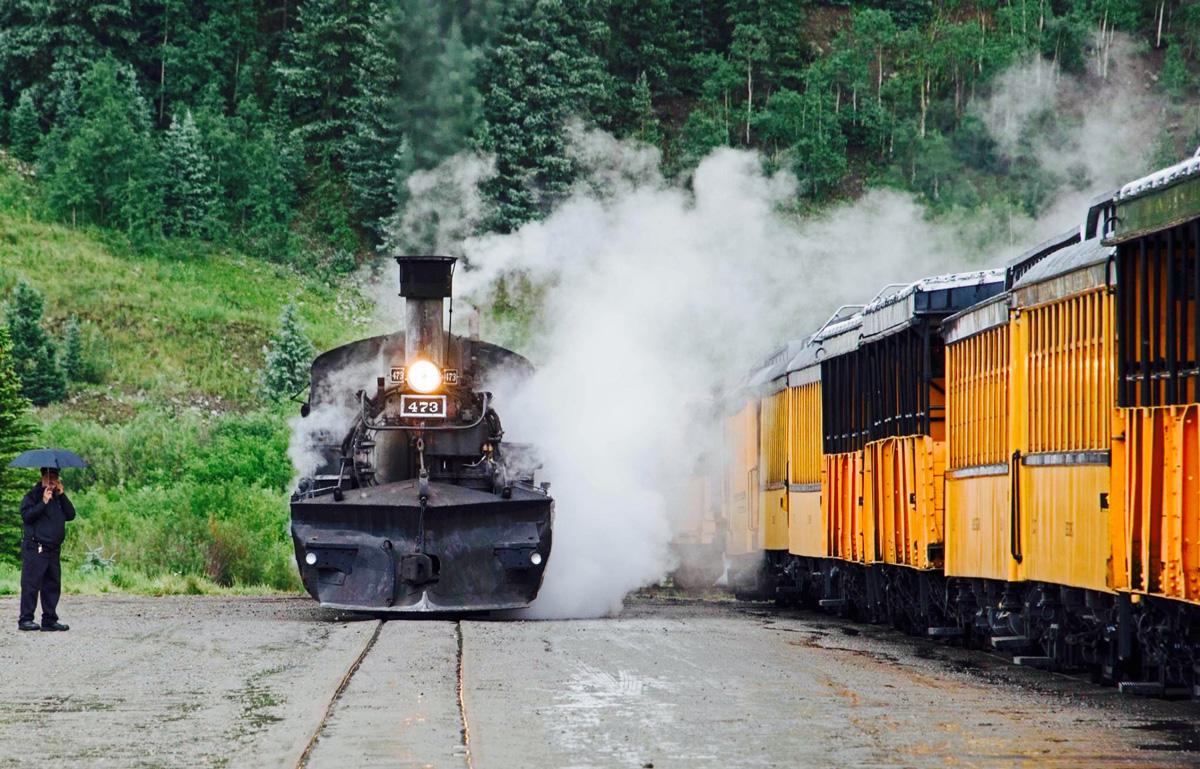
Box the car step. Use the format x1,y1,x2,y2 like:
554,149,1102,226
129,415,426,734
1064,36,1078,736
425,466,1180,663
990,635,1031,651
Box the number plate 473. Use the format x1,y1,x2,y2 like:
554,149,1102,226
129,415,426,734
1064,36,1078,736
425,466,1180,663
400,395,447,419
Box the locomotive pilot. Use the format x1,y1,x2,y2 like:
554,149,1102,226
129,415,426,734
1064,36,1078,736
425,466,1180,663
17,468,75,632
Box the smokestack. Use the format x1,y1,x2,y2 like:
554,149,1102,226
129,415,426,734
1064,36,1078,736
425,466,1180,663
396,256,456,365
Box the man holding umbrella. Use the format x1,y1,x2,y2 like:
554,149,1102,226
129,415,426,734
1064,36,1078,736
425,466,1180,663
10,449,85,632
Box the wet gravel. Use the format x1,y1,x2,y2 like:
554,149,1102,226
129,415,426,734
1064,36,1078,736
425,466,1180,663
0,593,1196,768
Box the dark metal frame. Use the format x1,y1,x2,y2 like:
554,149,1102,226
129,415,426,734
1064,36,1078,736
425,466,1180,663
1116,221,1200,407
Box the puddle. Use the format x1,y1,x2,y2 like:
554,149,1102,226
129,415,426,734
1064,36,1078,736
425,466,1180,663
1133,720,1200,753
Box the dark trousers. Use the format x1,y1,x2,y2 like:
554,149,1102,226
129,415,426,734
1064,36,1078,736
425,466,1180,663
19,541,61,626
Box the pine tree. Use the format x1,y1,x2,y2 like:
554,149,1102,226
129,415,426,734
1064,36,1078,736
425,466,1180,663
241,120,299,260
62,315,83,383
631,72,662,147
9,90,40,161
261,303,316,401
277,0,374,165
345,0,410,229
161,109,217,237
605,0,691,117
0,324,36,565
420,21,483,168
4,281,66,407
478,0,613,232
40,58,162,235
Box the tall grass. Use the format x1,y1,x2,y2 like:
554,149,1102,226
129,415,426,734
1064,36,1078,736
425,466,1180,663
21,407,303,590
0,163,374,592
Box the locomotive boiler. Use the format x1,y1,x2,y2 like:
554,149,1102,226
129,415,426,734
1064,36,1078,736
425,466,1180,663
289,256,553,612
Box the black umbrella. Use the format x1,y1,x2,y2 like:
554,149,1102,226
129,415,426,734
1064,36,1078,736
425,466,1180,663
7,448,89,470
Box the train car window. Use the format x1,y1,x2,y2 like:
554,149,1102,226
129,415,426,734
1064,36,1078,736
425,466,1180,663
759,390,789,487
1026,289,1112,451
946,325,1009,469
1116,221,1200,407
821,321,947,453
788,382,822,485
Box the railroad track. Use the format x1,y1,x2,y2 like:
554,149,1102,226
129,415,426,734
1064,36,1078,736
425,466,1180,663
292,619,474,769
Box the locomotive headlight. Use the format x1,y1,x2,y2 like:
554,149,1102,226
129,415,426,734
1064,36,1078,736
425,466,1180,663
305,551,318,566
407,359,442,393
530,552,543,566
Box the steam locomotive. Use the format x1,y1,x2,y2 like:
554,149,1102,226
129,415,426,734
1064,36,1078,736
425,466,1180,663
708,149,1200,696
290,256,554,612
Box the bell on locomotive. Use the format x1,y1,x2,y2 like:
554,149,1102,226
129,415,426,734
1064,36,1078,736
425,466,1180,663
289,255,554,612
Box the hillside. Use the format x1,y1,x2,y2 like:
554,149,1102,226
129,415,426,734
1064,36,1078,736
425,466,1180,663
0,158,370,407
0,159,378,594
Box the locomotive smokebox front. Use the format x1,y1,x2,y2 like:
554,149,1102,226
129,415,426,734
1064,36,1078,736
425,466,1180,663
288,255,554,613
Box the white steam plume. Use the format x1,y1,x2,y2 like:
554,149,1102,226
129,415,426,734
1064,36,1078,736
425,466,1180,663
449,143,985,618
972,35,1169,239
323,41,1174,619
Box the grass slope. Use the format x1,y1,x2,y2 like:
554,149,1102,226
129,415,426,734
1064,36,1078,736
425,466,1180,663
0,159,371,406
0,158,376,593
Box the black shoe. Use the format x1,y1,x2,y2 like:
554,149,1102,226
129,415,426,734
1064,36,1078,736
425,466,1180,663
17,621,39,631
40,622,68,632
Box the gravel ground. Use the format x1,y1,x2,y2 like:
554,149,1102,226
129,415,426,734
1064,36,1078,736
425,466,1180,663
0,594,1197,769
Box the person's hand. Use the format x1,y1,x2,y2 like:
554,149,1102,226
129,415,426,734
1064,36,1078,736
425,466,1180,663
42,486,53,504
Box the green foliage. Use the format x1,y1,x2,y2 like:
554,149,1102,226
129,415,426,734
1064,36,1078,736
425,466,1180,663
0,324,36,564
479,0,614,232
40,57,162,235
0,176,363,403
261,303,315,402
1163,36,1194,99
62,315,82,383
605,0,692,114
4,280,66,406
9,90,40,162
161,109,218,237
38,407,299,589
278,0,374,164
631,71,663,148
758,87,847,199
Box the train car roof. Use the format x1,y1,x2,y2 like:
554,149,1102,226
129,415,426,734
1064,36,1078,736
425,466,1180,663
1116,148,1200,204
1005,228,1080,289
812,306,863,359
1009,236,1113,308
1107,148,1200,244
859,269,1005,342
748,338,808,394
943,292,1009,345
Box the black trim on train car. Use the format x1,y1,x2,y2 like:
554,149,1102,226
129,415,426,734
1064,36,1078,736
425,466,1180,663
946,463,1009,479
1021,451,1111,467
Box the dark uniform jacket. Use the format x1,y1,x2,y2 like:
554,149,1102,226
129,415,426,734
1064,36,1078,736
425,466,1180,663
19,484,76,547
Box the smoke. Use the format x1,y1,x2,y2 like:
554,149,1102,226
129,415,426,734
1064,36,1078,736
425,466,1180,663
971,35,1169,239
296,38,1177,618
447,142,989,618
287,351,384,482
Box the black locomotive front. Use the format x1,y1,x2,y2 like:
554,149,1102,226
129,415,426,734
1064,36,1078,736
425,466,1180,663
289,256,553,612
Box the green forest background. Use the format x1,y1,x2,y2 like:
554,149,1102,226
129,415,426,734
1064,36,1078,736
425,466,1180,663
0,0,1198,594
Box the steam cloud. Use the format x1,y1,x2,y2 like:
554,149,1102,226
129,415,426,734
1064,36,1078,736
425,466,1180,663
312,41,1171,618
